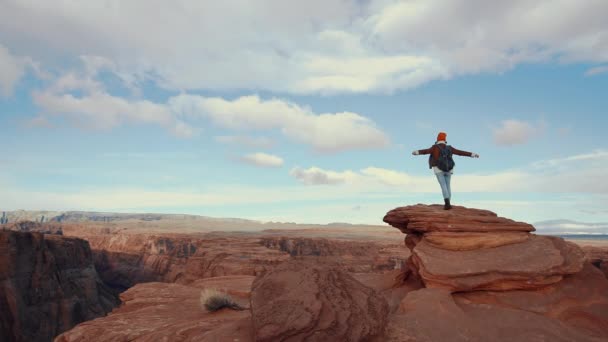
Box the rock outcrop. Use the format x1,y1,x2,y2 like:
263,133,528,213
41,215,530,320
581,245,608,279
383,204,608,341
384,205,584,291
250,260,389,342
0,231,118,342
384,204,535,234
55,276,255,342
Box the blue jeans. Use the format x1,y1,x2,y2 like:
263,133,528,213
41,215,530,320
435,171,452,200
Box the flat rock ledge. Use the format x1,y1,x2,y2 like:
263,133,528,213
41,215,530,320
384,204,584,292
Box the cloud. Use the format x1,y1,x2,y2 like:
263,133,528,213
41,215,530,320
170,94,390,153
360,167,412,186
534,220,608,235
30,59,194,137
585,65,608,76
32,61,388,151
240,152,284,168
289,148,608,194
290,167,359,185
33,88,195,138
0,44,28,97
3,149,608,224
2,1,607,94
370,1,608,73
493,119,545,146
215,135,275,149
533,149,608,168
23,116,52,128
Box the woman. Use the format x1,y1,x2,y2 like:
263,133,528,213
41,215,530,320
412,132,479,210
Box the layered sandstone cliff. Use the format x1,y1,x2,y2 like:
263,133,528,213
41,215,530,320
0,231,118,342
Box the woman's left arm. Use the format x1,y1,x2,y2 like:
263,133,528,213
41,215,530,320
450,146,478,157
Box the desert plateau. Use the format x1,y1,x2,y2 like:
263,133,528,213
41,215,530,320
1,207,607,341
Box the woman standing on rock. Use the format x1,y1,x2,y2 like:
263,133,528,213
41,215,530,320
412,132,479,210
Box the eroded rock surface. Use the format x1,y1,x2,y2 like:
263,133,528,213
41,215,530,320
385,205,584,291
54,277,255,342
250,260,389,342
384,204,535,234
387,287,604,342
382,204,608,341
412,234,584,291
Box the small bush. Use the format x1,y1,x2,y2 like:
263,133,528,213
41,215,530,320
200,288,244,312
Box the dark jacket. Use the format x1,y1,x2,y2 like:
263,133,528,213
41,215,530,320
416,143,472,169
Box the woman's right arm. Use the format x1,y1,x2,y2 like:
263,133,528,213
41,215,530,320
412,147,433,155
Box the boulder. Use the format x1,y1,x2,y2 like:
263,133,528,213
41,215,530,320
250,261,389,342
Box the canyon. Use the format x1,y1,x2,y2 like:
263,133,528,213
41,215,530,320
1,207,607,341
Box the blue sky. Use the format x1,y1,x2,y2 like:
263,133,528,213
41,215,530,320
1,0,608,224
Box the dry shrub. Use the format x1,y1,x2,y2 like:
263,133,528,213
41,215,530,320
200,288,244,312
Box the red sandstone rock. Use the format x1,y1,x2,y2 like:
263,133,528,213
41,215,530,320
411,235,585,291
383,204,535,234
0,231,117,342
386,288,602,342
261,236,408,272
54,279,254,342
456,263,608,339
77,233,290,289
423,231,530,251
250,261,389,342
580,245,608,279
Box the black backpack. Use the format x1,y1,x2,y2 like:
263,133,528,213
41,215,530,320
434,144,455,172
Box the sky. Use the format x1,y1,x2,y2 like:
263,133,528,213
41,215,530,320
1,0,608,225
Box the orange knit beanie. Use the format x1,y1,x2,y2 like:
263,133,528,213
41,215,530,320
437,132,447,142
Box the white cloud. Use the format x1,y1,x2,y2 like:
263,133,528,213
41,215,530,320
2,1,607,94
30,60,194,137
33,88,195,138
370,1,608,73
533,149,608,168
360,167,412,186
493,119,545,146
215,135,275,149
289,149,608,194
240,152,284,168
533,220,608,235
3,150,608,224
585,65,608,76
170,94,390,153
0,44,28,97
290,167,359,185
32,62,388,151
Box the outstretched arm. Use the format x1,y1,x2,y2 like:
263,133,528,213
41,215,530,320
412,147,433,155
451,146,479,158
